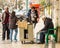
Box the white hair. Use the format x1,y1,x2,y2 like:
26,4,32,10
41,15,46,19
4,6,8,9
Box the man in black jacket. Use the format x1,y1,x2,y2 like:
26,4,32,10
39,16,54,43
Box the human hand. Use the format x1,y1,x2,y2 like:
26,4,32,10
33,16,36,18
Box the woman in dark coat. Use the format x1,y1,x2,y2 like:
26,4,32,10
27,7,39,28
9,11,18,42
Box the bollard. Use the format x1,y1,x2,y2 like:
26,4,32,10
45,35,55,48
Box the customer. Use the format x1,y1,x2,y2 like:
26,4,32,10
2,6,10,41
37,16,54,44
27,6,39,28
9,11,18,42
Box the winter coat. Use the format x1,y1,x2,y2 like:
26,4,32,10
9,15,18,29
41,17,54,34
27,9,39,23
2,11,10,24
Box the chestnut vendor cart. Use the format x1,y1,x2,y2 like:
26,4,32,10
17,20,34,44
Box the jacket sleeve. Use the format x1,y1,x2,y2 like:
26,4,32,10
2,12,6,24
16,16,18,23
27,10,31,22
27,10,31,17
41,20,49,31
35,10,39,18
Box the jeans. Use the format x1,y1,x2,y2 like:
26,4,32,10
10,28,18,42
40,31,47,43
2,24,10,40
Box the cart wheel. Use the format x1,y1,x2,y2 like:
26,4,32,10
23,41,25,44
31,41,34,44
21,41,25,44
21,41,23,44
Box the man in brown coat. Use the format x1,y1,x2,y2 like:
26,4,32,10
2,6,10,41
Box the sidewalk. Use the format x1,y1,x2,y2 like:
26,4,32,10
0,41,60,48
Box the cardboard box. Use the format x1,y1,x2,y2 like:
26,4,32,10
17,20,28,29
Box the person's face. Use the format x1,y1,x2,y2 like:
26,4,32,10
31,8,35,12
5,7,9,12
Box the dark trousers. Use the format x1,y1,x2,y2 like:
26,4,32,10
40,31,54,43
40,31,46,43
2,24,10,40
33,21,37,28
